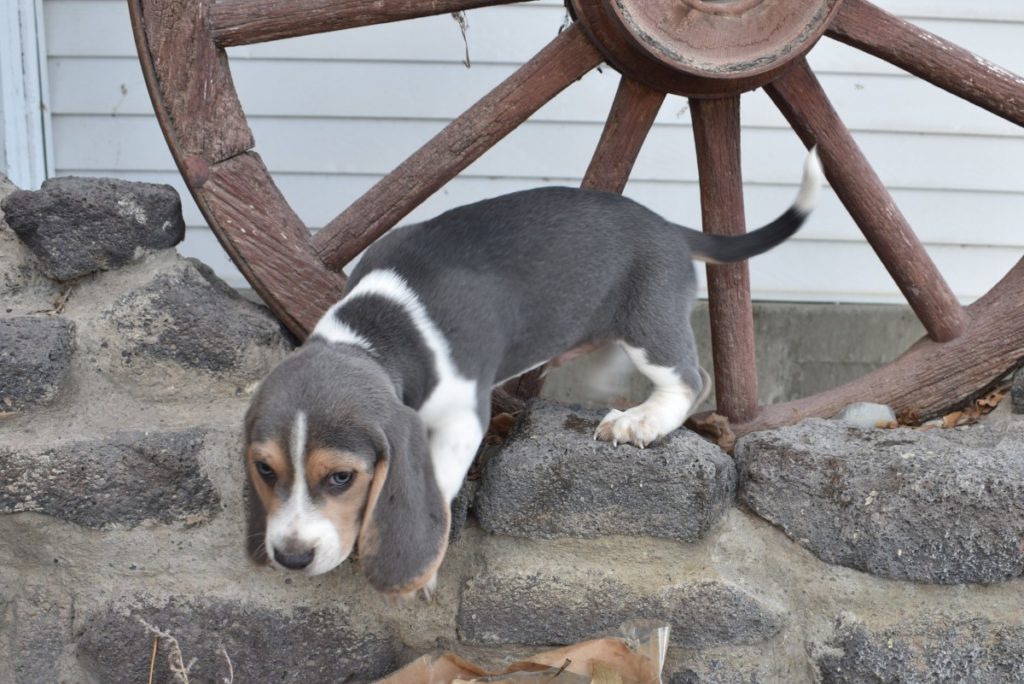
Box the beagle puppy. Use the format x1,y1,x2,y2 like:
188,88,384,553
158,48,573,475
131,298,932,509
243,149,823,598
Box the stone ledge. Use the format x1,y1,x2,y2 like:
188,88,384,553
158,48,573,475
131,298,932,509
812,612,1024,682
475,400,735,542
0,316,75,411
736,419,1024,584
75,595,398,683
457,543,784,649
0,428,220,528
104,258,292,378
1,176,185,282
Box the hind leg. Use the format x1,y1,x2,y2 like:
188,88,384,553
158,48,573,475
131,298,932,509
594,329,710,449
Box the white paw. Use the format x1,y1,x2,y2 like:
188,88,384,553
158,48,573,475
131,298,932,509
594,406,672,448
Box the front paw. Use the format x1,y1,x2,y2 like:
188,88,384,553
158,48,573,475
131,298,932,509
594,407,665,448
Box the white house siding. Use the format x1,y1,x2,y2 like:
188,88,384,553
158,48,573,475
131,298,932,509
43,0,1024,304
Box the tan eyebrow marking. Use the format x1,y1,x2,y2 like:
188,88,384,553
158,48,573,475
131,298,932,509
247,440,290,514
306,448,371,487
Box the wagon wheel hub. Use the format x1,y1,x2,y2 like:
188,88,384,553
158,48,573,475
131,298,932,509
570,0,842,96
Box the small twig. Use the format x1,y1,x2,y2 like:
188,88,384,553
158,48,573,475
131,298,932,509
52,286,73,314
544,658,572,682
148,636,159,684
451,11,471,68
139,619,193,684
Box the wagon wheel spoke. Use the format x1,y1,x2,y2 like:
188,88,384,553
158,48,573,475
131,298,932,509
826,0,1024,128
312,23,603,270
211,0,533,48
766,59,966,343
581,77,666,193
690,95,759,424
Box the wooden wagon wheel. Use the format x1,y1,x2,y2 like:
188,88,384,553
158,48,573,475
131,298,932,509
129,0,1024,437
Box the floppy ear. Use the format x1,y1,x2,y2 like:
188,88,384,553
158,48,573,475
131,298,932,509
358,405,450,594
244,475,269,564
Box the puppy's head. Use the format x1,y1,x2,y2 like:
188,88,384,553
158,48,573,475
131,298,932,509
243,341,449,594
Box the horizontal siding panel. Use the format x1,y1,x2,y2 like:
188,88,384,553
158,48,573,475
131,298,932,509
48,56,1024,138
51,114,1024,194
44,0,1024,78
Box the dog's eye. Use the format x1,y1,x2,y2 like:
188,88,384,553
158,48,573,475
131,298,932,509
254,460,276,482
326,471,354,491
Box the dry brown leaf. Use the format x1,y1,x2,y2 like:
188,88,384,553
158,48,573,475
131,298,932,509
942,411,963,428
378,630,665,684
687,412,736,452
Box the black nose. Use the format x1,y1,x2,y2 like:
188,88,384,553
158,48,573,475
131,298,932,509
274,547,315,570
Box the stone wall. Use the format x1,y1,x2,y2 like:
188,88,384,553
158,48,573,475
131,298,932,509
2,176,1023,683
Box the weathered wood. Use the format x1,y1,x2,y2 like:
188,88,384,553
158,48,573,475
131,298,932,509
570,0,842,96
312,23,603,270
211,0,531,48
690,95,759,424
198,152,346,337
827,0,1024,128
129,0,252,164
581,77,665,193
734,257,1024,437
766,59,966,343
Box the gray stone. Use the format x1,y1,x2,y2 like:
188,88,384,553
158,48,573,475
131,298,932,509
458,568,783,648
0,584,73,684
0,316,75,411
833,401,896,428
813,613,1024,682
0,176,185,281
76,596,398,684
106,259,293,375
736,419,1024,584
1012,367,1024,415
1,176,63,315
0,428,220,528
670,654,811,684
475,400,735,542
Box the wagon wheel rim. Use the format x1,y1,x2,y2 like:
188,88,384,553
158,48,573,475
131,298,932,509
129,0,1024,435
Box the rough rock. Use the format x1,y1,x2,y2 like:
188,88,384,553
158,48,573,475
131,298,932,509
1,174,63,315
76,596,398,684
0,316,75,411
0,584,73,684
0,429,220,528
812,612,1024,682
475,400,735,542
105,258,292,376
458,563,783,648
736,419,1024,584
669,652,810,684
0,176,185,281
833,401,896,428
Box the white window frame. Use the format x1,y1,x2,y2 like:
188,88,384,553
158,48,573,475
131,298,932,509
0,0,53,189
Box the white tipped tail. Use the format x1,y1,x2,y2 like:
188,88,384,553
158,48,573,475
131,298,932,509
795,146,824,215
